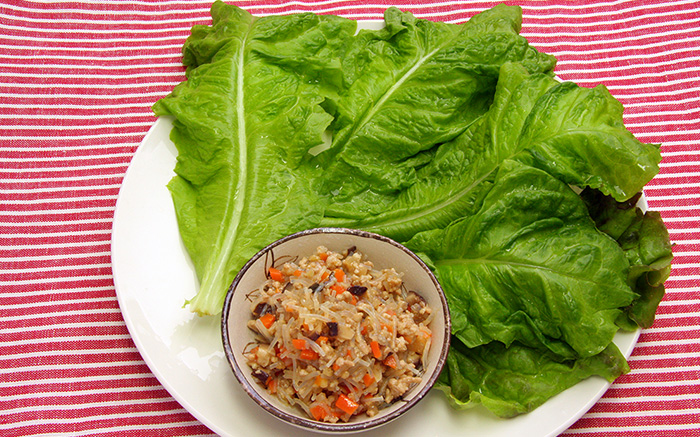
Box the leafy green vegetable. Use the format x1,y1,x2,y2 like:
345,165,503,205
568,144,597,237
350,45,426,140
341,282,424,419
318,5,556,216
153,2,356,315
581,188,673,329
406,160,635,359
516,82,661,202
154,1,672,419
435,338,630,418
324,62,556,241
328,62,662,242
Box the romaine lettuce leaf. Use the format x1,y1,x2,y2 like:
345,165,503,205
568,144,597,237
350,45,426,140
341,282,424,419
317,5,557,211
407,159,636,359
435,337,630,418
325,62,556,241
326,62,662,242
516,82,662,201
152,2,356,315
581,188,673,329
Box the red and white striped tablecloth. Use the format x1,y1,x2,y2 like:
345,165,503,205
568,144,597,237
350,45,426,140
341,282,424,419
1,1,698,436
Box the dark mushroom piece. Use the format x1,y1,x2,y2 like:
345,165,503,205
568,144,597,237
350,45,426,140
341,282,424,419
252,302,272,318
251,369,269,385
309,282,324,293
348,285,367,297
326,321,338,337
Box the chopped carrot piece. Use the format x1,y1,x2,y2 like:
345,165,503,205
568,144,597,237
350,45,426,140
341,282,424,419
370,341,381,359
266,377,277,394
259,313,275,329
275,346,293,366
331,284,345,295
363,373,375,386
361,324,368,335
334,268,345,282
321,270,330,281
292,338,307,350
350,295,358,305
335,393,359,416
332,362,340,371
300,349,319,360
268,267,284,282
293,269,302,277
319,252,328,261
310,404,329,421
381,323,393,333
383,354,397,369
316,336,328,344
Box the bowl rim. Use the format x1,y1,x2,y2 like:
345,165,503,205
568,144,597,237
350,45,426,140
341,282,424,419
221,227,451,433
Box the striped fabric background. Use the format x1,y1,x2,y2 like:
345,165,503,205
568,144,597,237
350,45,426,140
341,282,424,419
1,0,698,436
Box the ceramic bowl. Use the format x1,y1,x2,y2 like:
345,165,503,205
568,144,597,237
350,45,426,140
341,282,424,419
221,227,451,433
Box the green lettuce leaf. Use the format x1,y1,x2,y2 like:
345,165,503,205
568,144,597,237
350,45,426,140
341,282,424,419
619,210,673,328
435,337,630,418
325,62,556,241
581,188,673,329
152,2,356,315
407,160,636,359
515,82,662,202
317,5,556,210
326,61,661,242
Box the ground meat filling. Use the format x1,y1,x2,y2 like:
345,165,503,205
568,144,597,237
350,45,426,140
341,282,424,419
244,245,434,423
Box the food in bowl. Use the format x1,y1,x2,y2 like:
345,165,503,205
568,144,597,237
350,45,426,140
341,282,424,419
243,245,433,423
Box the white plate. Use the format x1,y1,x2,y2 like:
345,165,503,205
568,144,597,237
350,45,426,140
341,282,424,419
113,18,640,432
111,114,640,437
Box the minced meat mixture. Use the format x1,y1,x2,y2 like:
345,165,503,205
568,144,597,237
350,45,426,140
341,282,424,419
244,245,433,423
